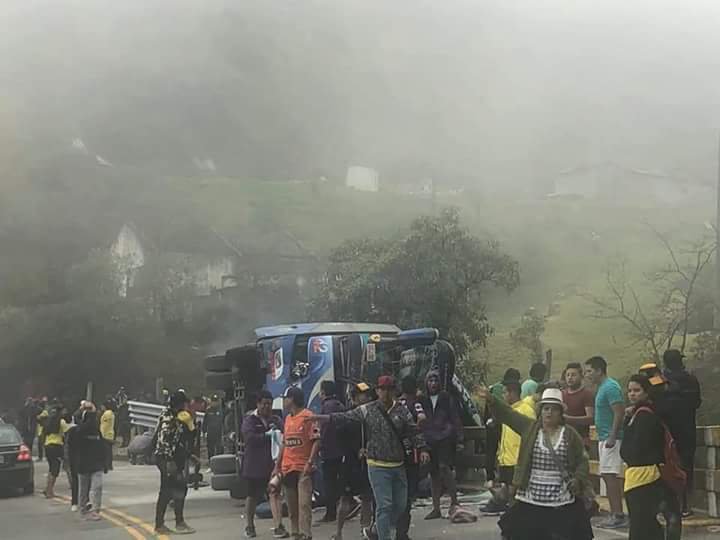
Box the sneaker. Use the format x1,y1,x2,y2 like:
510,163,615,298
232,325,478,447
155,525,174,535
70,505,78,512
273,525,290,539
424,508,442,520
479,500,508,515
245,525,257,538
86,512,102,522
598,514,628,529
175,522,196,535
682,509,694,519
346,500,362,520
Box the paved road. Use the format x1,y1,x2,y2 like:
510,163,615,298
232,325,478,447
3,461,718,539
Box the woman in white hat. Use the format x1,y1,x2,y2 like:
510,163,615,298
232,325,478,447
478,385,593,540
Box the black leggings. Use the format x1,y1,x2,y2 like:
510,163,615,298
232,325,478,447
155,460,188,528
46,444,64,477
626,480,681,540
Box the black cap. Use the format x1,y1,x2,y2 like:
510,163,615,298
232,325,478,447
663,349,685,370
502,368,521,384
169,391,189,409
282,386,305,407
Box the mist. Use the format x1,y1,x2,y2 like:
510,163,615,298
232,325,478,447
3,0,720,188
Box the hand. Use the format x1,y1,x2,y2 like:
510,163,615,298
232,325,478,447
476,385,490,401
419,451,431,465
604,436,616,449
303,462,315,476
568,478,582,495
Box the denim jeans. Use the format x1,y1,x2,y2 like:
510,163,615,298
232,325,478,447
79,471,104,513
368,465,407,540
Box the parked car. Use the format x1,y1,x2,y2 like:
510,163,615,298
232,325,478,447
0,423,34,496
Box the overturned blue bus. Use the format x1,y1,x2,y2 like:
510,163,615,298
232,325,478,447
204,322,481,426
203,322,484,496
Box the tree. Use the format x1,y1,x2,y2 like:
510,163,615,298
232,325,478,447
313,208,520,363
511,307,545,365
585,228,716,360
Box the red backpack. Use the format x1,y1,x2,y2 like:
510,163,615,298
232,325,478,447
632,406,687,497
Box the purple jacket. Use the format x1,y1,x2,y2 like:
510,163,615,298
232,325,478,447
241,412,283,480
418,392,464,443
320,396,345,460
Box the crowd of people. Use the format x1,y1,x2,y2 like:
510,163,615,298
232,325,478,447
479,349,701,540
215,372,464,540
9,348,701,540
11,397,119,521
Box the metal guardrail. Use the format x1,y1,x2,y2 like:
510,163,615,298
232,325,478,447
128,400,205,430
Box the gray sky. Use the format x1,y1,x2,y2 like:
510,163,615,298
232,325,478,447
2,0,720,186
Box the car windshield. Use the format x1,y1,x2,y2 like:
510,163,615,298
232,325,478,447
0,426,21,445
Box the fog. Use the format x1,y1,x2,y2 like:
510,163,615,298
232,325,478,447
3,0,720,188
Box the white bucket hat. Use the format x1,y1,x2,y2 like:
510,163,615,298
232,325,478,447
537,388,566,410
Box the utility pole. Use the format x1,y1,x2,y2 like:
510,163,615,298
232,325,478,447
716,131,720,330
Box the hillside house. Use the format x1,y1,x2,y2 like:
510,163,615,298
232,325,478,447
346,166,380,192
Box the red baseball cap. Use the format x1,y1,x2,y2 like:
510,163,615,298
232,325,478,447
377,375,396,388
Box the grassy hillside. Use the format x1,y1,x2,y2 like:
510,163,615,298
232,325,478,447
169,178,715,385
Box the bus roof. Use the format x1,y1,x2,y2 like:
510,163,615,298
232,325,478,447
254,322,401,339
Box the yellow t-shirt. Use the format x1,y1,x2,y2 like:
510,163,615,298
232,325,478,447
624,465,661,492
498,399,536,467
45,419,70,447
177,410,195,432
37,409,48,436
100,410,115,442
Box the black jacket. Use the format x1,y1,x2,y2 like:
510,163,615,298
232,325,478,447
662,368,701,449
74,412,106,475
620,404,665,468
203,406,224,438
418,392,463,443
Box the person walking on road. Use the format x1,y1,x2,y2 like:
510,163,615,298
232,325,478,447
662,349,702,517
75,402,106,521
314,376,430,540
36,397,49,461
622,374,682,540
19,397,39,453
202,395,224,460
64,402,85,512
42,401,70,499
479,386,593,540
397,376,426,540
585,355,628,529
100,399,116,473
153,391,197,535
331,382,375,540
241,390,285,539
318,381,345,524
419,370,463,520
272,386,320,540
